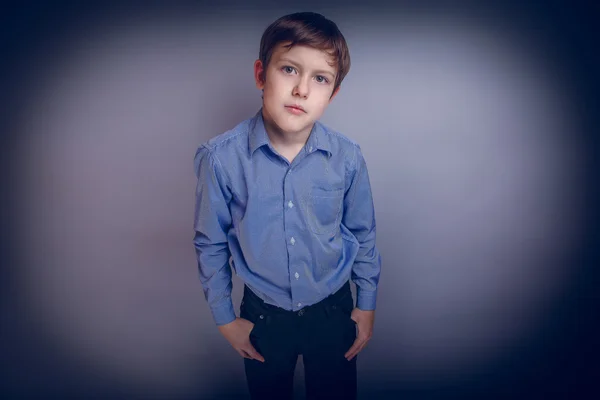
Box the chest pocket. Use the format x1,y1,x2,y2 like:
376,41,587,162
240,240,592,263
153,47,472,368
306,187,344,235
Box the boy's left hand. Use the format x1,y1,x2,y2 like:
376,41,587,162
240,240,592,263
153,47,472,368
344,308,375,361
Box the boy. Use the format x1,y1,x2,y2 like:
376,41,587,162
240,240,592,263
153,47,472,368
193,12,381,400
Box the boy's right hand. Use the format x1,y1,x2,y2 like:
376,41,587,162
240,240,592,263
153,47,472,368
218,318,265,362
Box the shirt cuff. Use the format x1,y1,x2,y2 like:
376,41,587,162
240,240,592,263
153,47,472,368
356,287,378,311
210,298,237,326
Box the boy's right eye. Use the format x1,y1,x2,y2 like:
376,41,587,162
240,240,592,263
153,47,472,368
282,66,296,74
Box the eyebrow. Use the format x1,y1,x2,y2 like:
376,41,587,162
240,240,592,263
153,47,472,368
278,58,336,78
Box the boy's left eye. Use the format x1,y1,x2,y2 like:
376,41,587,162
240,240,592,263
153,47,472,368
315,76,329,84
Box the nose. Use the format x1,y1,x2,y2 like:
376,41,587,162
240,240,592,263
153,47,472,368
293,76,309,98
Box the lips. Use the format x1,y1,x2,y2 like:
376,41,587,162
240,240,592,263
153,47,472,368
285,105,306,113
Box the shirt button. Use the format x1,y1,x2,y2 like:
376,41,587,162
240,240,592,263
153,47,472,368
294,272,299,279
290,237,296,245
288,201,294,208
308,146,313,152
297,302,302,307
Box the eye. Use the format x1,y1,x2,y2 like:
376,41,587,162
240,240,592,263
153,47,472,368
315,75,329,84
282,66,296,74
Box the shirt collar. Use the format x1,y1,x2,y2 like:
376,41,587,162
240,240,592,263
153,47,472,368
248,108,332,158
304,120,332,157
248,109,271,156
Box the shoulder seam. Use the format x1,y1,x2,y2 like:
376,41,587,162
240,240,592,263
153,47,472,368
200,143,233,190
203,125,249,151
320,124,360,148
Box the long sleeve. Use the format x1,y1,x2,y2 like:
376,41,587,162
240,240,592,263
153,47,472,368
193,145,236,326
342,145,382,310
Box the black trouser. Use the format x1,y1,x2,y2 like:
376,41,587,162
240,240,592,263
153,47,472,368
240,281,358,400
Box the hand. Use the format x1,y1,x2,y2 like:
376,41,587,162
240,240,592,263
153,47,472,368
344,308,375,361
218,317,265,362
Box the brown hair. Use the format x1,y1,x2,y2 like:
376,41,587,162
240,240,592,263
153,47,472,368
258,12,351,95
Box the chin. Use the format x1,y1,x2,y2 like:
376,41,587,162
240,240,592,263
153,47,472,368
271,114,310,132
280,118,313,134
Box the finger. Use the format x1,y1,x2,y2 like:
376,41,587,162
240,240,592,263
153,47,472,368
345,346,359,361
346,343,364,361
348,344,365,361
346,336,371,360
344,337,362,359
238,349,252,359
356,340,368,355
245,345,265,362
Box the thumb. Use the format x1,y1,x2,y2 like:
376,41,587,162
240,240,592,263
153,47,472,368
245,344,265,362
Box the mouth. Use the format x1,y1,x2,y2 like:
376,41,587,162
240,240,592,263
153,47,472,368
285,105,306,113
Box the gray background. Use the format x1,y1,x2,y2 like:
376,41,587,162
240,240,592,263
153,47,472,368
1,1,598,399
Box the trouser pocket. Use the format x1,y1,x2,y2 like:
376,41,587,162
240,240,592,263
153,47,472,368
240,289,270,338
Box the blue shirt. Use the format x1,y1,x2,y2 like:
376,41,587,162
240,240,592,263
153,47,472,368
193,109,381,326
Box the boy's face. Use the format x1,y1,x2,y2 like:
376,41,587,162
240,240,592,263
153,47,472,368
254,43,339,137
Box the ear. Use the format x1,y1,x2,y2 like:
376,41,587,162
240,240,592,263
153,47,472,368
329,85,341,103
254,59,265,90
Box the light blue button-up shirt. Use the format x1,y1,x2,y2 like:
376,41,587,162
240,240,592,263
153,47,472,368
193,109,381,325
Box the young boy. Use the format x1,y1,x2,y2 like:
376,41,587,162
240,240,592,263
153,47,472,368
193,12,381,400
